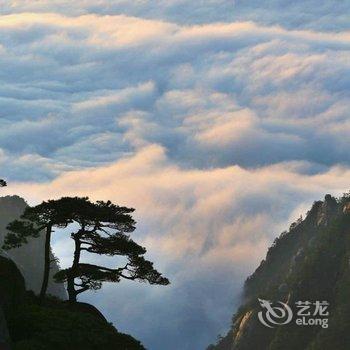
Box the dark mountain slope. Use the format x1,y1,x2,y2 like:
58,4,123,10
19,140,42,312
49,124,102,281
208,193,350,350
0,256,25,349
0,256,146,350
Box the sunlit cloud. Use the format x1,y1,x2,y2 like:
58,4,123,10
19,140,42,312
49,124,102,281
2,146,350,348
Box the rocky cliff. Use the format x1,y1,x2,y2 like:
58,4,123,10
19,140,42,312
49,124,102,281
0,196,66,299
0,256,25,349
0,255,145,349
208,193,350,350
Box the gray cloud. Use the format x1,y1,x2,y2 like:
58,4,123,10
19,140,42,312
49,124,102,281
0,14,349,180
2,1,349,30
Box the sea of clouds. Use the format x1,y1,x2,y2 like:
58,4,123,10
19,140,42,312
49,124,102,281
0,1,349,349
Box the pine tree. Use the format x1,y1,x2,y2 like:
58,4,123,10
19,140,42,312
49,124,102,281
53,199,169,302
3,197,169,303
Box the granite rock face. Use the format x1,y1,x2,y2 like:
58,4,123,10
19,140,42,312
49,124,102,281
0,196,66,299
208,193,350,350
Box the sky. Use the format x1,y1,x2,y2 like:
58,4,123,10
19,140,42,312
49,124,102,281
0,1,349,349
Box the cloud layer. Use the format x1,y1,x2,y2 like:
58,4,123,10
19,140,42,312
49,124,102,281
0,11,349,181
0,1,349,349
2,1,350,30
3,146,350,349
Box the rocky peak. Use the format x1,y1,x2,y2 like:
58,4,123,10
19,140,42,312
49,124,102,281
208,191,350,350
314,194,338,226
343,202,350,214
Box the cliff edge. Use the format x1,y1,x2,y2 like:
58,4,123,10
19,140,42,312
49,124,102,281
208,193,350,350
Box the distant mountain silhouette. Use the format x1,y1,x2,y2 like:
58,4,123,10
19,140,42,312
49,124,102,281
0,195,66,299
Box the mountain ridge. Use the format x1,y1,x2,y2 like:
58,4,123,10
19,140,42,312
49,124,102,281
208,192,350,350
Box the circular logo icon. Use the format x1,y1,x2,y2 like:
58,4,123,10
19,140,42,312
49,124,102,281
258,298,293,328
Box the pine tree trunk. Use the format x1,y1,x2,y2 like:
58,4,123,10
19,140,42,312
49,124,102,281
39,225,52,303
67,237,81,303
67,277,77,303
